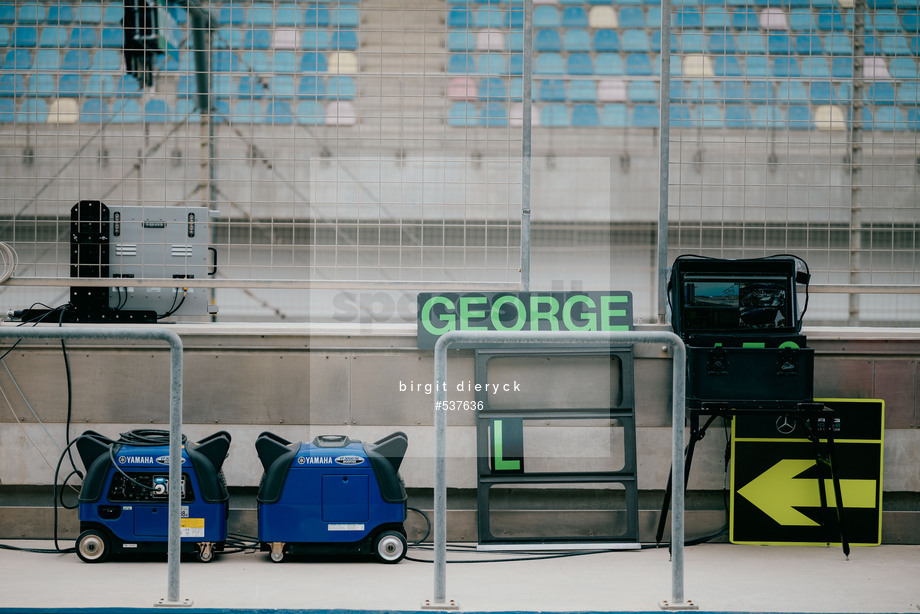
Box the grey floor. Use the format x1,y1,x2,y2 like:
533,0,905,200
0,540,917,612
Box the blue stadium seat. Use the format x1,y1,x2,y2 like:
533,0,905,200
19,2,45,23
12,26,38,47
77,2,103,24
245,29,272,50
2,49,31,70
686,79,719,102
212,50,239,72
46,3,73,24
301,52,328,72
447,54,474,74
709,33,737,54
39,26,68,48
561,6,588,27
908,108,920,132
713,56,743,77
902,11,919,33
571,104,599,127
534,29,562,52
567,53,593,75
890,58,918,80
217,5,244,25
241,51,269,73
448,102,477,127
331,30,359,51
618,7,645,29
873,107,906,131
866,82,896,104
0,3,14,24
273,51,298,73
628,80,657,102
625,54,653,76
694,105,723,128
507,77,524,101
748,81,772,103
0,99,13,123
669,104,691,127
84,74,116,97
632,104,659,128
568,80,597,102
326,75,358,100
479,77,507,100
795,35,824,55
736,33,766,55
767,34,792,55
722,80,747,104
744,56,770,78
303,6,330,27
249,3,275,27
448,32,474,52
863,35,882,56
508,55,523,76
214,27,243,49
211,74,234,98
670,80,687,102
702,7,730,30
533,6,560,28
296,100,324,125
447,8,469,29
676,9,703,29
233,100,266,124
535,53,564,75
275,4,301,27
816,9,847,31
595,53,624,75
332,7,360,28
100,27,124,48
832,57,853,79
600,103,628,127
26,73,55,97
622,30,650,53
800,57,831,78
788,8,815,31
536,79,566,102
787,105,812,130
477,54,507,75
508,31,524,52
144,99,169,123
266,100,294,124
732,8,759,30
506,8,524,29
92,49,122,72
57,73,82,96
825,34,853,55
593,30,619,53
775,81,809,103
302,28,331,50
751,105,785,129
541,104,570,127
872,10,901,32
564,29,591,52
270,75,297,98
911,38,920,56
116,74,143,97
33,49,60,71
479,101,507,127
17,98,47,123
881,35,911,56
80,98,109,123
773,57,801,78
651,31,678,53
811,81,851,105
0,27,7,47
474,6,503,28
681,31,707,54
69,27,97,48
111,99,142,123
241,75,271,98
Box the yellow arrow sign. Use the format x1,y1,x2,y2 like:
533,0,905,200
737,458,877,526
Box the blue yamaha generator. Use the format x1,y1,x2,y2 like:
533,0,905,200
74,429,231,563
255,431,409,563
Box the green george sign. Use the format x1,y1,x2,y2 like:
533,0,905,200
416,291,633,349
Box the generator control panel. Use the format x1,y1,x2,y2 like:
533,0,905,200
106,472,193,503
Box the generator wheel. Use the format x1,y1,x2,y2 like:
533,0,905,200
197,542,214,563
269,542,285,563
374,530,407,564
76,529,110,563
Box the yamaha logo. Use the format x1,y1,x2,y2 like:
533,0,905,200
334,455,363,466
118,456,127,464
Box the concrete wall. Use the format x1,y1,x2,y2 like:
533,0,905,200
0,323,917,544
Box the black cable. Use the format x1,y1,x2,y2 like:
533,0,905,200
407,506,431,545
158,287,186,319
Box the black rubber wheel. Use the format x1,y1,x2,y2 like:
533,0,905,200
76,529,110,563
374,530,407,564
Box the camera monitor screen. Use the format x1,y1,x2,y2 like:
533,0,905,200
682,276,791,331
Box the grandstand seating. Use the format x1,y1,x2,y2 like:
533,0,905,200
0,1,919,130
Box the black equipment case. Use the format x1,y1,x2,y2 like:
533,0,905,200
668,255,813,408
